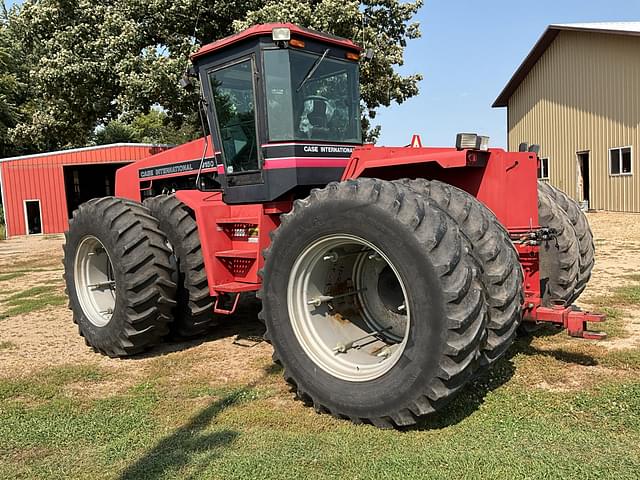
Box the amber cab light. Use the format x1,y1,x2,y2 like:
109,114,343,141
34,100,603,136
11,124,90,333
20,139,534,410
289,38,305,48
345,51,360,61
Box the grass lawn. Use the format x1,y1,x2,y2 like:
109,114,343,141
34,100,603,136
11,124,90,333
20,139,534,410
1,220,640,479
0,342,639,480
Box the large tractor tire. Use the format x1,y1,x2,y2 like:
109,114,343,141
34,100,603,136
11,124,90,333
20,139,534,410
537,188,580,306
538,181,595,303
399,179,523,367
63,197,177,357
260,178,487,428
144,195,216,338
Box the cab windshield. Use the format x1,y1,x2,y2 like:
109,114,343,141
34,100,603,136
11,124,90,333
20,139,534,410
264,49,361,143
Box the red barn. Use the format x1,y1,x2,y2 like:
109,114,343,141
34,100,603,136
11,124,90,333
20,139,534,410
0,143,170,238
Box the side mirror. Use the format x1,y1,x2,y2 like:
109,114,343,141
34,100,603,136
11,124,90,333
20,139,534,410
180,73,194,91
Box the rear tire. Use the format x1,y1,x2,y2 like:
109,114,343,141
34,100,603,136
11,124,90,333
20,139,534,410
63,197,177,357
261,178,487,428
537,188,580,306
538,181,594,303
144,195,216,338
399,179,523,367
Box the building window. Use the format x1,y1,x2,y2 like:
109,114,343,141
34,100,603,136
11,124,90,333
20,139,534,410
537,157,549,179
609,146,632,176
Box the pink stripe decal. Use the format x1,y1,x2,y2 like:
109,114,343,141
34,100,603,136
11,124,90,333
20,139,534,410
263,158,349,169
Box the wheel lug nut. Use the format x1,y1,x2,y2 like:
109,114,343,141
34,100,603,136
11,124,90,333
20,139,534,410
323,252,338,262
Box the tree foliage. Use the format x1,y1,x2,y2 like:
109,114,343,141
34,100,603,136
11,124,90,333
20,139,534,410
0,13,25,157
94,110,199,145
1,0,422,154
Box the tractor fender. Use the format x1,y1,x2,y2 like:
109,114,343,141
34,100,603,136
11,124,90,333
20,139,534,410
342,145,487,181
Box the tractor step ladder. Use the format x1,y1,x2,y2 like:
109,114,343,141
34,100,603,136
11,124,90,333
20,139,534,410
211,216,263,314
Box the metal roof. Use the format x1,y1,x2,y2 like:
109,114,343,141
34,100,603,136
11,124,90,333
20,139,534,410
0,143,172,163
493,22,640,108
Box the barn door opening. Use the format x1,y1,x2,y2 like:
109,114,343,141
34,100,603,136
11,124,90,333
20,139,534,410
24,200,42,235
577,151,590,208
63,163,129,219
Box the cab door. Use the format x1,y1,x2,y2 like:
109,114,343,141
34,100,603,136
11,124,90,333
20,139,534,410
207,57,264,188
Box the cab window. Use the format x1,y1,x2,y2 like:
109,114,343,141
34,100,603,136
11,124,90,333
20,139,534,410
209,60,260,173
264,49,361,144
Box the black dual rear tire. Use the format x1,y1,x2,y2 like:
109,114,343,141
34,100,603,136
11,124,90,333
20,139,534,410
63,197,177,357
538,181,595,304
261,178,487,428
399,179,523,367
537,185,581,306
144,195,216,338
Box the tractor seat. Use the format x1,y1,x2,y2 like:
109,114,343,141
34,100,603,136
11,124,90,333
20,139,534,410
307,100,328,128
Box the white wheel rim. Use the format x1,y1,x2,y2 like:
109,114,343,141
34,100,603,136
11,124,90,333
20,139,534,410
74,235,116,327
287,234,410,382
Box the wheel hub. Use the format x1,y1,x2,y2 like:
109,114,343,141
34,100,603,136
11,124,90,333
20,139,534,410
287,234,410,382
74,236,116,327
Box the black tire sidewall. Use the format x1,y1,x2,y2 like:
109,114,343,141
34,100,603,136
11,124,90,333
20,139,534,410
64,204,130,351
264,198,448,418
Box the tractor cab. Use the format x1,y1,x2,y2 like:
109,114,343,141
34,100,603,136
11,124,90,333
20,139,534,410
190,23,363,204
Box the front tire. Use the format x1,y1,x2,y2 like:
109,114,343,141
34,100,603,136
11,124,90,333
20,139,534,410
144,195,216,338
63,197,177,357
261,179,487,428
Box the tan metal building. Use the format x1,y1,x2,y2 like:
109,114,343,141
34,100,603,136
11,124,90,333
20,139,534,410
493,22,640,212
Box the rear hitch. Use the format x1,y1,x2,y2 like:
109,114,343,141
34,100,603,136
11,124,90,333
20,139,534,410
525,304,607,339
514,227,558,246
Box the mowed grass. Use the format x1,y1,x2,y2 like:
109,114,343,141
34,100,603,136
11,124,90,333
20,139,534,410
2,245,640,478
582,277,640,339
1,351,640,480
0,272,25,282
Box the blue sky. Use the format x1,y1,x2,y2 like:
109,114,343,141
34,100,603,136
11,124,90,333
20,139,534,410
5,0,640,148
376,0,640,147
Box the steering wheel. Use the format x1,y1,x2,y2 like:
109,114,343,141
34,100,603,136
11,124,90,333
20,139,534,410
303,95,331,105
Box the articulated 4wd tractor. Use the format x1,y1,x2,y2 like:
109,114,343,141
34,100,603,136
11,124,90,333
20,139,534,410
64,23,604,428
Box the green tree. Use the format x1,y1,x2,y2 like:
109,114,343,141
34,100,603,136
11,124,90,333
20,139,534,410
94,109,200,145
3,0,422,153
129,110,199,145
0,11,25,157
94,120,136,145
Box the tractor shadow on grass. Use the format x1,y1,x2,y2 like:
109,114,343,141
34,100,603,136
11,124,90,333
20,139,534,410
412,325,599,430
129,293,266,360
512,324,599,366
117,382,263,480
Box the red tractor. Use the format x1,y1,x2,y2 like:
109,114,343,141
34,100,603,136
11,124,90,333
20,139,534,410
63,23,603,428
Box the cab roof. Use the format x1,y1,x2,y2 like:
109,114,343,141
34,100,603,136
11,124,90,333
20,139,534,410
191,23,362,60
